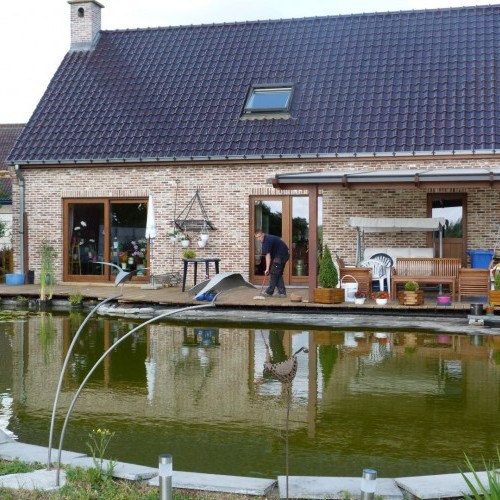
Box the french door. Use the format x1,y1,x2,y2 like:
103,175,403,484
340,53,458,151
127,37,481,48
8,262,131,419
250,195,321,285
428,193,467,266
63,198,149,282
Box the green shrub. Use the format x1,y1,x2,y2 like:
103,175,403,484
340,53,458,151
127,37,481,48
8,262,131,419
183,249,197,259
494,272,500,291
318,245,338,288
404,281,419,292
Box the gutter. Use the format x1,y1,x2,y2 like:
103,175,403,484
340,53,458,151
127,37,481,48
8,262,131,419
14,165,25,277
7,148,499,167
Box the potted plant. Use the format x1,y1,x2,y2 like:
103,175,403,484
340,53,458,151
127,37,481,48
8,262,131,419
354,291,367,305
168,229,181,242
372,290,389,305
398,280,424,305
39,241,56,305
314,245,344,304
182,249,196,259
199,222,209,243
488,272,500,306
180,234,190,248
485,303,495,315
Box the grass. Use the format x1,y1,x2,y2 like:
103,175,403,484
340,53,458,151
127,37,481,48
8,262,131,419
461,448,500,500
0,460,273,499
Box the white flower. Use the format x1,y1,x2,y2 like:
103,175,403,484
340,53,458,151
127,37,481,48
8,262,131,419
81,221,87,227
74,226,81,231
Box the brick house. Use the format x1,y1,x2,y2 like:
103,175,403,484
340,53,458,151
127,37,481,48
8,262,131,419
6,1,500,295
0,124,23,272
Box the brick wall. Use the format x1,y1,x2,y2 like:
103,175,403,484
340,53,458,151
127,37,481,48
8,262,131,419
9,157,500,284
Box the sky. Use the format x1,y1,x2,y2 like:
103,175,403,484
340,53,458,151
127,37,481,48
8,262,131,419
0,0,494,123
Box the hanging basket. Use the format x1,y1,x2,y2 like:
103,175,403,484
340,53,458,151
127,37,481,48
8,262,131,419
340,275,358,302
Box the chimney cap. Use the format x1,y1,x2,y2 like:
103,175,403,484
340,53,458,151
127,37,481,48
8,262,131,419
67,0,105,7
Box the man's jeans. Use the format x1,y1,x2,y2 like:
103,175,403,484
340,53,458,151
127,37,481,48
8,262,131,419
265,255,289,295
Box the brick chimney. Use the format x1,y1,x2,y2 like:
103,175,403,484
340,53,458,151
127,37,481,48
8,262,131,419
67,0,104,51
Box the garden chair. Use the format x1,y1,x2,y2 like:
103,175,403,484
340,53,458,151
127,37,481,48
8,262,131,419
359,256,392,292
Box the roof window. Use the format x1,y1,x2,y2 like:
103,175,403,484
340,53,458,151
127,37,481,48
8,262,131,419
243,85,293,115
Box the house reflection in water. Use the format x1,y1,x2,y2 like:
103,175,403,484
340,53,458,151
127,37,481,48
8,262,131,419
1,313,499,478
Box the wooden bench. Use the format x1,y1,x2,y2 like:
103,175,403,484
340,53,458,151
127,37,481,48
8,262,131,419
391,258,462,300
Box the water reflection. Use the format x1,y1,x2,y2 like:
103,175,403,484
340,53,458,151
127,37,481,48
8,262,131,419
0,313,499,479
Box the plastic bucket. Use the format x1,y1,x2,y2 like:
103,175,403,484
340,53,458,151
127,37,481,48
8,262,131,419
341,275,358,302
467,250,494,269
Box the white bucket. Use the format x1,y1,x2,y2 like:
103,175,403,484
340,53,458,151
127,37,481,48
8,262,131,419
340,275,358,302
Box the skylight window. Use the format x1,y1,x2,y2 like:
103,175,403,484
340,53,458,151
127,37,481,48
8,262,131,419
244,85,293,114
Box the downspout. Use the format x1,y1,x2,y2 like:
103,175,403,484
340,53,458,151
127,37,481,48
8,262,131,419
14,165,25,277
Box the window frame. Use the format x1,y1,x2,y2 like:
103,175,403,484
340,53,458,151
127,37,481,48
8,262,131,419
243,84,294,115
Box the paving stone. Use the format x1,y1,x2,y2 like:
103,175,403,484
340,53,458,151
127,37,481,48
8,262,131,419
395,471,490,499
0,442,85,464
0,429,14,444
278,476,404,499
0,469,66,490
149,470,276,496
70,456,158,481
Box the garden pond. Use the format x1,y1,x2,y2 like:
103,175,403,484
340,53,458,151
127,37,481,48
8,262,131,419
0,310,499,479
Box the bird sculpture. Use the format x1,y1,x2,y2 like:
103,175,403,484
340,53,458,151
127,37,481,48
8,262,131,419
263,346,309,384
96,262,148,292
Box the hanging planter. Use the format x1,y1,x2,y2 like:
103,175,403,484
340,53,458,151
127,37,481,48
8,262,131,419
181,238,190,248
200,233,209,242
198,239,206,248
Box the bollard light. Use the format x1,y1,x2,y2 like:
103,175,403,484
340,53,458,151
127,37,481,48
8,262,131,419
360,468,377,500
159,454,173,500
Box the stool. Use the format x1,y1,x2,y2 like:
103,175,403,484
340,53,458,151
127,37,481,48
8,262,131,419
182,258,221,292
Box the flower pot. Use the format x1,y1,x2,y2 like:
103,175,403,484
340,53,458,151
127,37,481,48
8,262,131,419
354,297,366,305
181,240,190,248
488,290,500,306
198,240,206,248
313,288,345,304
375,298,388,306
437,295,452,306
200,234,209,242
398,290,424,306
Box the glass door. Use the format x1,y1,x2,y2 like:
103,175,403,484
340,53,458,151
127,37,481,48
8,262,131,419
64,198,148,282
428,193,467,266
251,195,320,285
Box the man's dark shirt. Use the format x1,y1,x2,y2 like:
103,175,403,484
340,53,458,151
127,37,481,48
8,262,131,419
262,234,289,260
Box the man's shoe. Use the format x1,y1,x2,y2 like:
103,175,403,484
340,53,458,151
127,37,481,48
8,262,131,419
262,292,273,297
277,293,287,298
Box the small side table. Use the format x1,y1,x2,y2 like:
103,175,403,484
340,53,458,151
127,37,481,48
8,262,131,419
182,258,221,292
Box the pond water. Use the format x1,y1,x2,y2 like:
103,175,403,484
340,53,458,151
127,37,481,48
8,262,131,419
0,310,499,479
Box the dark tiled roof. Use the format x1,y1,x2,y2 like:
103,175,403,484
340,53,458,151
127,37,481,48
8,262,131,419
0,124,23,201
8,5,500,163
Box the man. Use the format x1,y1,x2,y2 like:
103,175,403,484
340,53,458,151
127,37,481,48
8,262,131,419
254,230,290,298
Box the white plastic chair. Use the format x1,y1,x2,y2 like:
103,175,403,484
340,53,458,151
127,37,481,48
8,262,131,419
359,258,392,292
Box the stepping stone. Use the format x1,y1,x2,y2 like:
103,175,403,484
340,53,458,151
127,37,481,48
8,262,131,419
0,469,66,491
395,471,491,499
278,476,404,499
69,457,158,481
0,442,85,464
149,470,276,496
